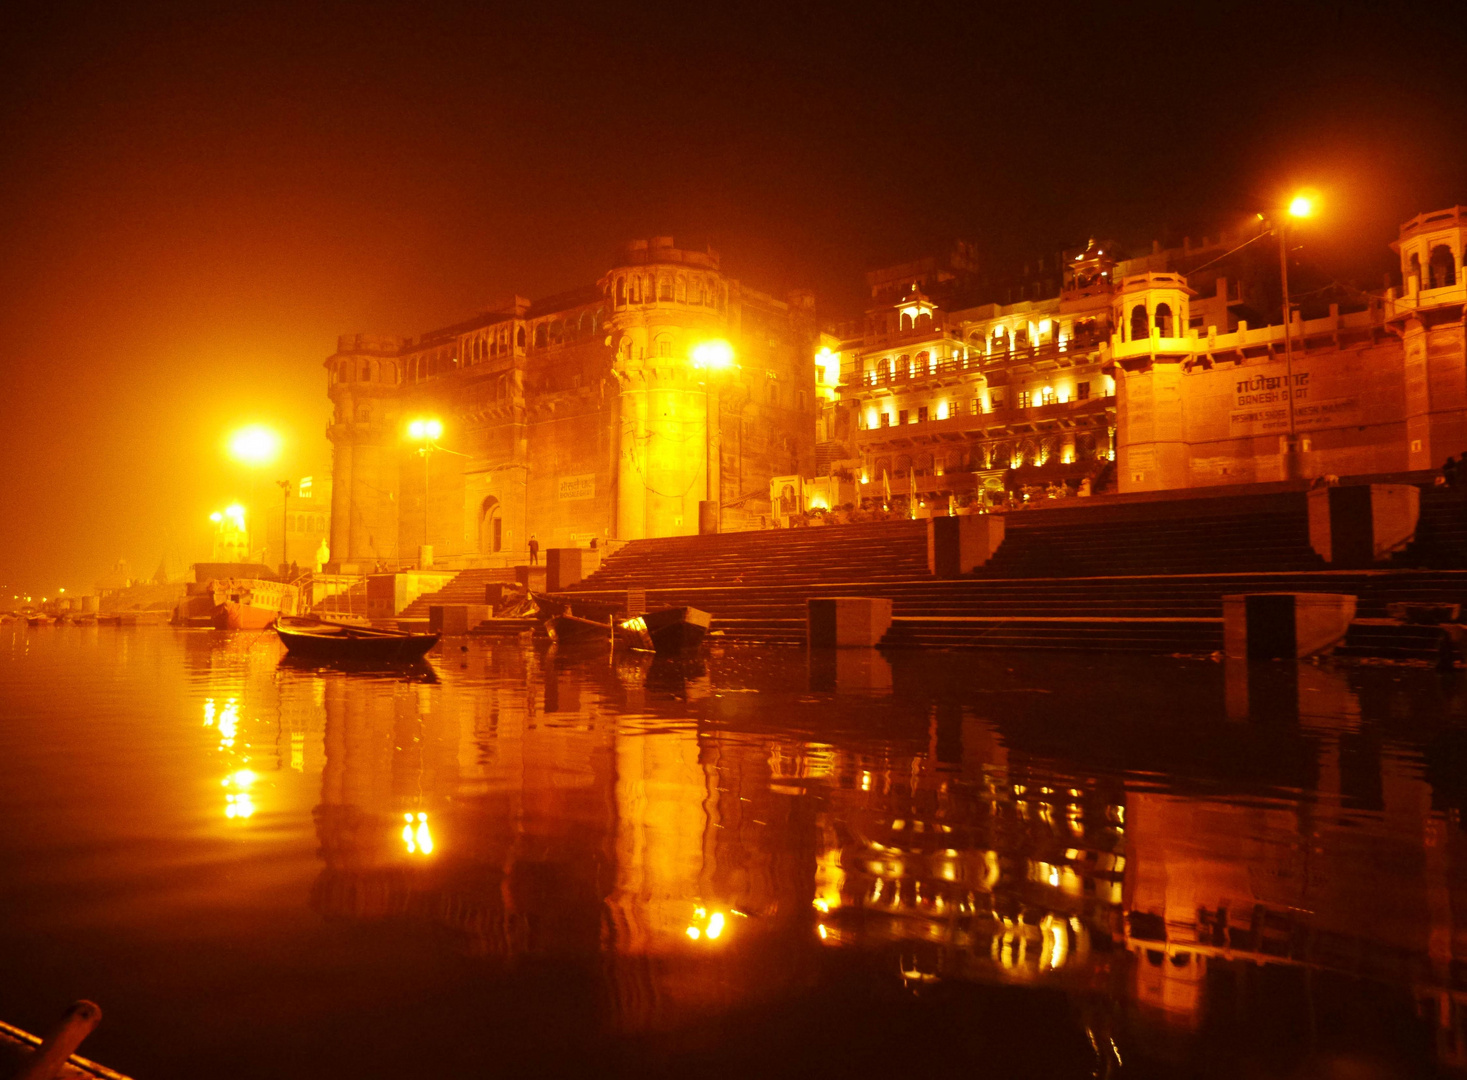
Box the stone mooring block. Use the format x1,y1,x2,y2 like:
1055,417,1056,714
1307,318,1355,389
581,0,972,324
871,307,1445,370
1306,484,1420,566
1222,592,1357,659
515,565,547,592
927,515,1006,577
808,597,894,648
545,548,584,592
429,604,490,634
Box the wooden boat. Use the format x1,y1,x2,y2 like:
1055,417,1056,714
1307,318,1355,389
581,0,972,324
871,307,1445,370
0,1001,133,1080
615,606,712,654
25,614,53,626
548,612,614,645
275,618,439,663
211,577,302,630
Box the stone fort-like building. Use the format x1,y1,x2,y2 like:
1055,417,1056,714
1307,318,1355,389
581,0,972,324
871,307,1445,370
326,209,1467,570
326,237,817,570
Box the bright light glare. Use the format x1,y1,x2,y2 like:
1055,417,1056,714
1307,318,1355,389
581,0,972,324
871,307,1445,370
691,340,736,371
228,425,282,466
1288,194,1314,219
408,418,443,442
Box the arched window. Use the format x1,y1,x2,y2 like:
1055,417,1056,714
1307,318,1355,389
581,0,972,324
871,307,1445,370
1154,303,1173,337
915,350,931,373
618,336,634,360
616,277,626,305
1130,305,1149,341
767,382,778,405
549,320,563,345
898,354,910,376
675,277,686,303
656,276,670,302
901,312,913,331
1429,245,1457,289
516,327,526,349
1409,253,1422,286
917,312,932,329
654,335,671,358
534,324,547,348
360,361,371,380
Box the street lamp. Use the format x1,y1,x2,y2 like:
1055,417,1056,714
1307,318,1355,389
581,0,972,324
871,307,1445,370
276,479,292,577
692,341,737,534
407,418,443,566
1269,192,1316,479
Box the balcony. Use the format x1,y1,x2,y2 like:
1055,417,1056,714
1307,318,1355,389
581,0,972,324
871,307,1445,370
851,336,1106,391
855,395,1114,448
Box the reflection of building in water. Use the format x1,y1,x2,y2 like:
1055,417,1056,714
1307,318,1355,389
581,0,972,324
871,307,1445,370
301,647,1467,1068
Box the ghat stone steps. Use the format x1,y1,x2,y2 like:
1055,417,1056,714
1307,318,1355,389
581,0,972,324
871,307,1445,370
388,483,1467,657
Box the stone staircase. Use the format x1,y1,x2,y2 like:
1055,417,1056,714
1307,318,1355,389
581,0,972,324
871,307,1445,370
398,569,519,620
384,482,1467,657
1391,487,1467,569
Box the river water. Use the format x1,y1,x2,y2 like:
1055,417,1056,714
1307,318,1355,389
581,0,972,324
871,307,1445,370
2,625,1466,1078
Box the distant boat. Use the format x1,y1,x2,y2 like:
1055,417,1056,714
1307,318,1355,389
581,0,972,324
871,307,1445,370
616,607,712,654
275,618,439,663
25,615,52,627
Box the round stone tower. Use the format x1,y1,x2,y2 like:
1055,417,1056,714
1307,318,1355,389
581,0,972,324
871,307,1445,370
325,334,403,569
600,238,732,540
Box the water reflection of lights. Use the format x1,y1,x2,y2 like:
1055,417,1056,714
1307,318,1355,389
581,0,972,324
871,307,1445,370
225,793,255,819
402,812,434,856
684,906,729,943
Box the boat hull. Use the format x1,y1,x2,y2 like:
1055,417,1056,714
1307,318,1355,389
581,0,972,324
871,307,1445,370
212,601,281,630
275,624,439,663
616,607,712,654
548,613,613,645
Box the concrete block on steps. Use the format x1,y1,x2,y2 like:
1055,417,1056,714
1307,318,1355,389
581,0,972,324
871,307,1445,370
545,549,584,592
928,515,1006,577
1306,484,1419,566
1222,592,1357,659
807,597,894,648
429,604,490,634
515,565,547,592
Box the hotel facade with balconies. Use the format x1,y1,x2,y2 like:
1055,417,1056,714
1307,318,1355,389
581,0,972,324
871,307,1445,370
815,207,1467,503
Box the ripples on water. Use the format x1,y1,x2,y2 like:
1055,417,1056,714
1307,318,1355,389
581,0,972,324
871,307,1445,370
2,625,1467,1078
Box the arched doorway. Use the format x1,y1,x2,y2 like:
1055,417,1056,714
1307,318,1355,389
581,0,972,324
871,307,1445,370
479,497,502,554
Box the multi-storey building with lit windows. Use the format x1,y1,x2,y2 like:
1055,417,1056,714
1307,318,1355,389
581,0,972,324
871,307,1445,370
325,238,817,571
814,206,1467,505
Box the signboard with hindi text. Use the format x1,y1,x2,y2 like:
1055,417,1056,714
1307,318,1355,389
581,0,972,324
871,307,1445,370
557,473,597,501
1227,369,1359,436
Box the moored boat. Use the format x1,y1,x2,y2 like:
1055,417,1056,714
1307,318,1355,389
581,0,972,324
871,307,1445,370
615,606,712,654
548,612,614,645
275,619,439,663
211,577,302,630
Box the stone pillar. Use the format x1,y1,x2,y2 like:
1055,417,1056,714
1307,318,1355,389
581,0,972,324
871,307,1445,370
329,441,353,566
704,380,721,533
1222,592,1357,659
1115,362,1188,492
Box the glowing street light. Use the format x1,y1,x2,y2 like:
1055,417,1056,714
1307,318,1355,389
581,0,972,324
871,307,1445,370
691,339,736,371
227,425,282,466
1272,191,1319,479
691,341,737,535
406,418,443,566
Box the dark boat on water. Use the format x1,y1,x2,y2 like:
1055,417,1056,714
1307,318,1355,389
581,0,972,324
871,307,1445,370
548,612,614,645
275,617,439,663
616,606,711,654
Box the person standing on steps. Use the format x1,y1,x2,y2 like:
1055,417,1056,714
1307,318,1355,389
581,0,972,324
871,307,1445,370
528,535,539,565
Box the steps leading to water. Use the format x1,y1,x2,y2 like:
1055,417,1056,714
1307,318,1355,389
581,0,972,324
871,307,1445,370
400,482,1467,657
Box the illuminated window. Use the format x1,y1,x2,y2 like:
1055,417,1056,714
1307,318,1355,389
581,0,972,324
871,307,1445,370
881,413,892,428
1040,386,1056,406
1077,381,1090,401
1017,390,1032,409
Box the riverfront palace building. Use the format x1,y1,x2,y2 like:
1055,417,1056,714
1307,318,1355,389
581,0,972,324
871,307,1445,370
324,209,1467,571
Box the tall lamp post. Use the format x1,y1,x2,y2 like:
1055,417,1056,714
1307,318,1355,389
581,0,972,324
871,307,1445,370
692,340,737,535
276,479,292,577
226,425,284,566
407,418,443,567
1269,193,1315,480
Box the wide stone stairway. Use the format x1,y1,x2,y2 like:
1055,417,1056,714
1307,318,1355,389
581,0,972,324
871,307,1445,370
549,485,1467,656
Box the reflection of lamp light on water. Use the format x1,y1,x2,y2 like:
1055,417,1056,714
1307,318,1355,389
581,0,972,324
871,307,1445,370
402,812,434,855
684,905,729,942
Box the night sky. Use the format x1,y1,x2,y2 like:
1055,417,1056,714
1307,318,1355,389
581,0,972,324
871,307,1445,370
3,1,1465,594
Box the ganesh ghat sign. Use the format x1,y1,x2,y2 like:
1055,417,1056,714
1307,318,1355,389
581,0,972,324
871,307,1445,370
1227,370,1358,435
